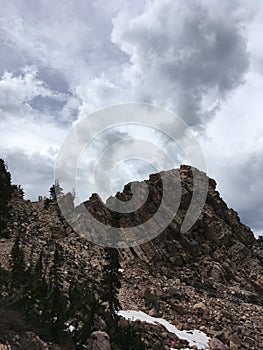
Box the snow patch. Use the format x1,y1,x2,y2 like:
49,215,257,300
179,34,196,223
118,310,210,349
65,322,76,333
68,325,75,332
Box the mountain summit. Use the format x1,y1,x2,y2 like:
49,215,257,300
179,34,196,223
0,164,262,349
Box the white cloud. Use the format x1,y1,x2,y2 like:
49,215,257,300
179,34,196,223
0,0,262,236
111,0,252,128
5,149,55,201
0,66,69,190
0,66,70,154
0,0,125,84
0,66,66,117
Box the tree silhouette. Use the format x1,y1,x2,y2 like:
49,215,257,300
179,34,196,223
49,179,64,201
10,236,26,286
100,247,122,329
47,243,67,343
0,159,13,236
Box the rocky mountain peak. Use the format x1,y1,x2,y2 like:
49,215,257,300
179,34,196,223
0,165,262,349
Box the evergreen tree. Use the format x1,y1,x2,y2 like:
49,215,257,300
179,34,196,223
113,322,146,350
34,250,44,281
258,235,263,249
79,296,97,345
49,243,64,284
47,243,67,343
15,184,24,198
68,279,83,315
0,263,9,294
49,282,68,341
68,279,100,348
24,250,49,325
10,236,26,286
0,159,13,236
49,180,64,201
100,247,122,329
43,198,51,210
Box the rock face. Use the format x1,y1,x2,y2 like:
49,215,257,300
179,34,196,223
0,345,11,350
87,331,110,350
0,165,263,349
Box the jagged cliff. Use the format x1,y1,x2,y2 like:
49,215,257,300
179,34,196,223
0,165,263,349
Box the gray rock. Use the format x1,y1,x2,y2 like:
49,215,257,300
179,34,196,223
87,331,111,350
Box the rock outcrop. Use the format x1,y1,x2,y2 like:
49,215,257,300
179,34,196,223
0,165,262,349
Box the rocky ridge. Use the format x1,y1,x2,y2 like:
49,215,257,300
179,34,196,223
0,165,262,349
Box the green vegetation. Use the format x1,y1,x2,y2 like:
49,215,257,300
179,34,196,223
50,179,64,201
100,247,122,328
10,235,26,286
0,163,167,349
1,238,157,349
0,159,13,237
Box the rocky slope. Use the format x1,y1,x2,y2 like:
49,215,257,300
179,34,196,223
0,165,263,349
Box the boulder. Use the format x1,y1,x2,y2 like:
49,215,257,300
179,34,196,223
88,331,111,350
209,337,229,350
192,302,208,318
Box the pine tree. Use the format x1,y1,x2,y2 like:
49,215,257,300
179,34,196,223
100,247,122,329
34,250,44,281
68,279,100,348
10,236,26,286
26,250,49,324
0,159,13,236
49,243,64,284
68,279,82,315
49,180,64,201
258,236,263,249
114,322,146,350
47,243,67,343
32,251,48,315
79,291,98,345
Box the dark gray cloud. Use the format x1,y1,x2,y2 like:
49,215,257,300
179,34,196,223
208,150,263,237
0,66,73,127
0,0,127,85
231,155,263,234
112,0,250,128
29,96,65,115
38,68,69,94
0,0,262,237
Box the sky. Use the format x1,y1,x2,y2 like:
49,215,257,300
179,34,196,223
0,0,263,236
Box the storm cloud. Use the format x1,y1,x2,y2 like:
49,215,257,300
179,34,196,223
0,0,262,235
112,0,251,128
